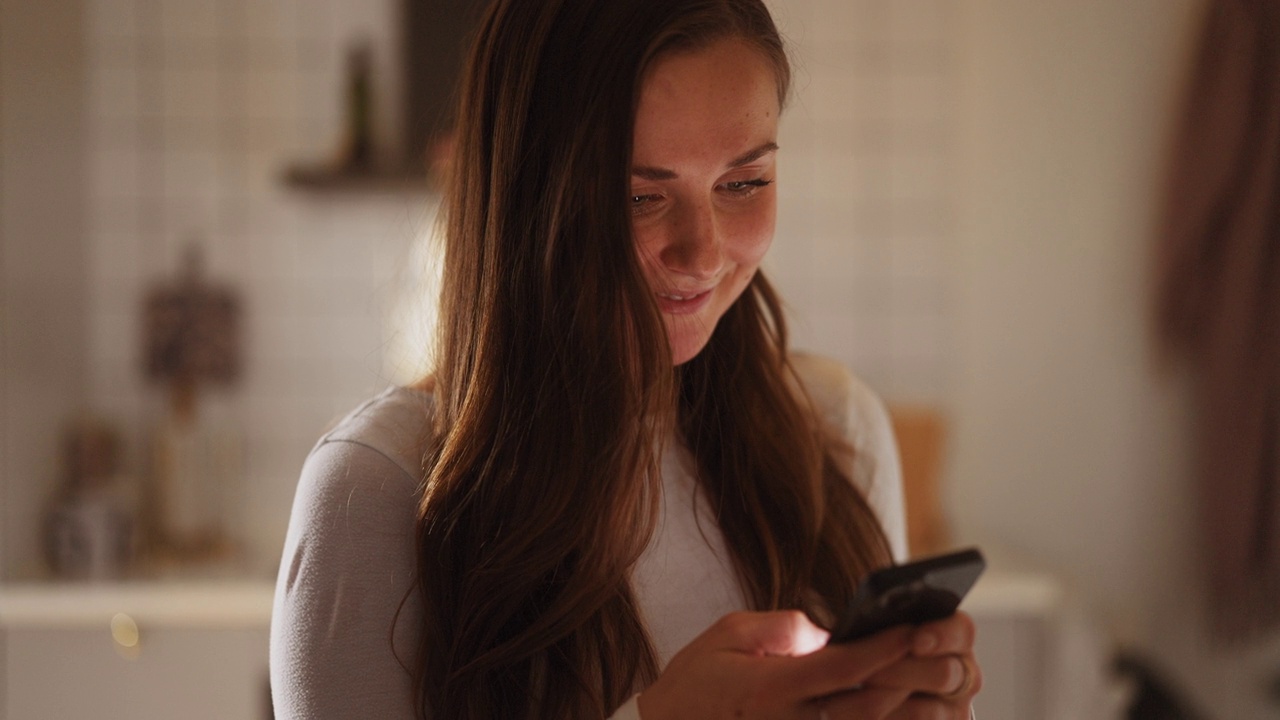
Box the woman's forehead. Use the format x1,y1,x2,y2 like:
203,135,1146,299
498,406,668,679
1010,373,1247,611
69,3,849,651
632,38,780,171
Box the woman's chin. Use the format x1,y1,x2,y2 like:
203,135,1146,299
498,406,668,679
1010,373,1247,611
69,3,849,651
669,333,711,366
662,310,721,366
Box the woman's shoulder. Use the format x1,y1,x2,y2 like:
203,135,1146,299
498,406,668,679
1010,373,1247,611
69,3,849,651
284,385,437,542
789,351,892,445
273,385,431,717
309,384,438,485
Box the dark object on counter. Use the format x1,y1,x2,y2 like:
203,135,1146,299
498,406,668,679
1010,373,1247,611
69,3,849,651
1112,651,1210,720
43,417,135,579
342,41,374,171
144,244,241,388
141,241,245,565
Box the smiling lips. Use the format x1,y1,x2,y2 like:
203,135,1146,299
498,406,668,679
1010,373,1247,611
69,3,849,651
655,287,714,315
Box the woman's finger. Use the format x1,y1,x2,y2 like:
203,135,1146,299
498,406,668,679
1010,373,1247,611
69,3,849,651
642,611,861,720
910,611,977,657
817,685,913,720
944,654,982,701
642,613,946,720
782,625,915,699
709,610,831,657
884,695,972,720
863,654,967,696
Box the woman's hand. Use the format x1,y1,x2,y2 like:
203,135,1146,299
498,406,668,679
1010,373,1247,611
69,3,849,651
828,612,981,719
636,610,980,720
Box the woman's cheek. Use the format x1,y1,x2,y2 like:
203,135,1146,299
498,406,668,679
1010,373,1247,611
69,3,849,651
727,212,775,269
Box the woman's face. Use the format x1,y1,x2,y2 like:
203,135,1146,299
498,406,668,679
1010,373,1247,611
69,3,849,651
631,38,780,365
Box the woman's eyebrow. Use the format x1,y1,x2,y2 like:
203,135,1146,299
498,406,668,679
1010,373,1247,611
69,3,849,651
631,165,678,181
630,141,779,181
727,141,779,169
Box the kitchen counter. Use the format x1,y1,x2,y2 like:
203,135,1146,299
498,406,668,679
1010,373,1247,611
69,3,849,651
0,569,1060,630
0,579,275,629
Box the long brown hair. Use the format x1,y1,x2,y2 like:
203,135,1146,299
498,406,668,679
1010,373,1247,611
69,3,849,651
417,1,893,717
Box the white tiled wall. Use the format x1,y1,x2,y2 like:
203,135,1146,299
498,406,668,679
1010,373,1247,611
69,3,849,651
76,0,955,573
1,0,92,581
81,0,427,574
768,0,955,404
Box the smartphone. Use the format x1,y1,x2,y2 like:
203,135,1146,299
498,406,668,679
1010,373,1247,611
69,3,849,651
828,547,986,644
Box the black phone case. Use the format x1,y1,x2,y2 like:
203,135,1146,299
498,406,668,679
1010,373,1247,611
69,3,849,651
829,547,986,643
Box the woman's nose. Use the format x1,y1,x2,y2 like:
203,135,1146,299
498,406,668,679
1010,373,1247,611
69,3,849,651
659,201,723,280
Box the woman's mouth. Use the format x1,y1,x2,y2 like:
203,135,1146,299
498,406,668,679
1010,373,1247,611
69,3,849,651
656,288,713,315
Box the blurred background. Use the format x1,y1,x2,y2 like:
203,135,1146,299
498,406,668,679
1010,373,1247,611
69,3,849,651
3,0,1278,718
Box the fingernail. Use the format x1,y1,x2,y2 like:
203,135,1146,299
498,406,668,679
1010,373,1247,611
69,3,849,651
914,631,938,654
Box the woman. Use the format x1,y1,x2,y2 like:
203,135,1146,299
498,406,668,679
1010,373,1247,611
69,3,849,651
270,0,982,718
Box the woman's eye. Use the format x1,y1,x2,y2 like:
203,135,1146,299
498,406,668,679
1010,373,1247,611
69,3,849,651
630,193,662,216
722,178,774,196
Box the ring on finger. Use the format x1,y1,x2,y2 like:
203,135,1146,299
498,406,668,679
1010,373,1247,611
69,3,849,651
941,656,977,700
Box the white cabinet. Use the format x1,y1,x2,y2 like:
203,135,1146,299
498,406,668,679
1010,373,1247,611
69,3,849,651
971,613,1049,719
965,571,1117,720
966,572,1061,720
4,627,270,720
0,582,273,720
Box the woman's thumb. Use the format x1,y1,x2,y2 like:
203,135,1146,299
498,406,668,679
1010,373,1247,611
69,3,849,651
714,610,830,657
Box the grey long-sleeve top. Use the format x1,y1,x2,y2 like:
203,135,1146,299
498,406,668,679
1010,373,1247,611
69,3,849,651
270,354,907,719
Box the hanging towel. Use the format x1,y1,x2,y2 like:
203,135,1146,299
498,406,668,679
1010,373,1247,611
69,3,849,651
1155,0,1280,642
